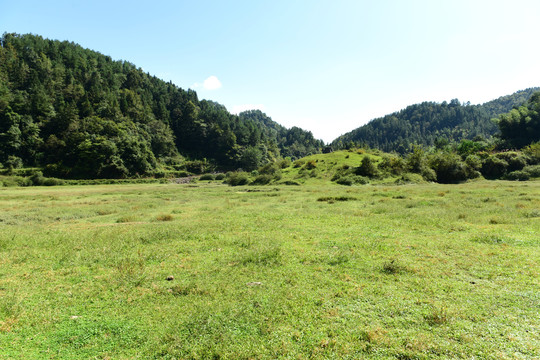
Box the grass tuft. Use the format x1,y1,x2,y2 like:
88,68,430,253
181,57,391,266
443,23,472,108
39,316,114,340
425,306,450,326
471,234,507,244
381,259,408,274
155,213,174,221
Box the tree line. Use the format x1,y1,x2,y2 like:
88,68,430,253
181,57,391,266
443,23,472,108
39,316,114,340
0,33,323,178
332,88,540,153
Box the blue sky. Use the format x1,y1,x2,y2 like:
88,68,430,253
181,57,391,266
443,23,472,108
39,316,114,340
3,0,540,143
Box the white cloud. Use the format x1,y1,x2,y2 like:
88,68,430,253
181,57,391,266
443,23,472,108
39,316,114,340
231,104,266,114
203,75,222,90
191,75,222,90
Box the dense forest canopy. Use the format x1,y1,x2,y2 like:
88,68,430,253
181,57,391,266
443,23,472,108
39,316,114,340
332,88,540,153
0,33,322,178
495,92,540,148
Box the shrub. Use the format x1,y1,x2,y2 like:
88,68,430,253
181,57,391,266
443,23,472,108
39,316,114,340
336,175,368,186
395,173,425,184
29,171,46,186
280,180,300,185
465,155,482,171
303,160,317,170
214,173,226,180
44,178,64,186
156,214,174,221
199,174,215,181
420,167,437,182
495,152,527,172
182,160,209,174
308,169,319,178
153,170,166,178
277,158,291,168
381,259,407,274
43,163,71,178
505,170,530,181
293,160,305,168
354,156,379,177
481,156,508,179
523,142,540,164
522,165,540,178
428,152,473,184
258,163,281,176
5,156,23,171
406,146,428,173
379,155,406,175
1,176,32,187
250,174,273,185
226,172,250,186
336,177,353,186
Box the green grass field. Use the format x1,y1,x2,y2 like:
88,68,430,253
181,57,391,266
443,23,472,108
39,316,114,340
0,181,539,359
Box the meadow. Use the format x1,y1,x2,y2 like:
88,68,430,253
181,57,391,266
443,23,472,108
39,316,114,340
0,180,538,359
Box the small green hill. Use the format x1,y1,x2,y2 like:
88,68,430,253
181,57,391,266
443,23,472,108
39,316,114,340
332,88,540,153
0,33,322,179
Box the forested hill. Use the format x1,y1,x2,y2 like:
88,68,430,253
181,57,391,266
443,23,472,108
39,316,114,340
0,33,322,178
238,110,323,159
331,88,540,153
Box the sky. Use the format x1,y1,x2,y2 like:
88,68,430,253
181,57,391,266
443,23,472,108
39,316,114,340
2,0,540,143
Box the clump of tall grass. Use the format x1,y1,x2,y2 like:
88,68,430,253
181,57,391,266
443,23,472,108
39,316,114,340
381,259,408,274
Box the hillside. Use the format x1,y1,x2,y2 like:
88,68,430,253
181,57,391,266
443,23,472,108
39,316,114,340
0,33,322,178
331,88,540,153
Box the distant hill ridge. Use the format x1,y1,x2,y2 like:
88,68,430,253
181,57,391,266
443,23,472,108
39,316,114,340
331,88,540,153
0,33,322,178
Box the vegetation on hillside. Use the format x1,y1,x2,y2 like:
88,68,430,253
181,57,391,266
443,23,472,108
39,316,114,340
332,88,540,153
0,33,322,178
495,91,540,148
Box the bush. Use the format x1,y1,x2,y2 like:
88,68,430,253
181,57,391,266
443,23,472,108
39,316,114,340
522,165,540,178
465,155,482,171
336,177,353,186
308,169,319,178
395,173,425,184
226,172,250,186
379,155,407,175
153,170,166,178
428,152,474,184
258,163,281,175
277,158,291,169
199,174,215,181
406,146,428,173
354,156,378,177
42,177,65,186
5,156,23,171
0,176,32,187
250,174,273,185
182,160,210,174
303,160,317,170
523,142,540,164
214,173,226,180
495,152,527,172
280,180,300,185
505,170,530,181
29,171,46,186
420,167,437,182
481,156,508,179
336,175,368,186
43,163,71,178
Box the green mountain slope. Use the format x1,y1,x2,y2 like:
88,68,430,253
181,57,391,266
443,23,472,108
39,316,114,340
0,33,322,178
331,88,540,153
238,110,323,160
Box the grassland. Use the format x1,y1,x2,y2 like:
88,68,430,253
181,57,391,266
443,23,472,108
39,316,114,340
0,180,539,359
